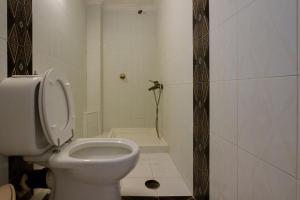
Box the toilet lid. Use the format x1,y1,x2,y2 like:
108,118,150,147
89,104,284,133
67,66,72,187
39,69,75,146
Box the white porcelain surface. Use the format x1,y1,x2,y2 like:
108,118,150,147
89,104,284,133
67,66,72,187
210,135,237,200
49,138,139,200
237,0,297,79
50,138,139,175
0,0,6,39
0,77,51,156
210,17,238,81
210,81,237,144
238,149,297,200
238,76,297,176
39,69,75,146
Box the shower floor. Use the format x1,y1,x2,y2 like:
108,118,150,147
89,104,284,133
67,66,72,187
121,153,191,197
107,128,168,153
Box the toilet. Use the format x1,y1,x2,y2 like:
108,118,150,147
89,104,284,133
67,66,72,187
0,69,139,200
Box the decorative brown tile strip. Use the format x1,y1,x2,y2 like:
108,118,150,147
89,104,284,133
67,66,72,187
193,0,209,199
7,0,32,77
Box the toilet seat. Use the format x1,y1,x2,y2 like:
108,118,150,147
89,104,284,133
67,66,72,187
39,69,75,147
49,138,139,169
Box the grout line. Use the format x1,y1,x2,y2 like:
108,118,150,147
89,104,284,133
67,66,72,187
236,65,239,200
210,0,257,32
210,131,237,147
210,74,298,83
296,0,299,197
237,145,297,179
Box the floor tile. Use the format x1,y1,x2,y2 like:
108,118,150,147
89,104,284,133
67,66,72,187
122,177,158,197
159,197,194,200
122,197,159,200
156,178,192,197
128,161,153,178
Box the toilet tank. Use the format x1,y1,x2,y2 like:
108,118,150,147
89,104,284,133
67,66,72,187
0,76,51,156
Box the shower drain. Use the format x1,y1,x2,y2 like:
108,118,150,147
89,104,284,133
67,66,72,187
145,180,160,190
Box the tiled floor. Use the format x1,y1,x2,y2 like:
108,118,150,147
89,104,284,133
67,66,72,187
121,153,191,197
122,197,193,200
31,153,192,200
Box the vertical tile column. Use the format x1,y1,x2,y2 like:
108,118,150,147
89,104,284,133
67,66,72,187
7,0,32,76
193,0,209,199
7,0,33,199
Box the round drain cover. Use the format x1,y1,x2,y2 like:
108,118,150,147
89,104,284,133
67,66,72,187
145,180,160,190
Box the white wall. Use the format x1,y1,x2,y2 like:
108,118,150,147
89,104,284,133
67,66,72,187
102,4,158,132
0,0,9,185
85,4,102,137
155,0,193,193
210,0,298,199
32,0,87,137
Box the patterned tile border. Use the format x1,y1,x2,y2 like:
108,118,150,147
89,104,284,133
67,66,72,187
7,0,32,77
193,0,209,199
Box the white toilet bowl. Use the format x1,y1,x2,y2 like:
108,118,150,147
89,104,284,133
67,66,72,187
0,69,140,200
48,138,139,200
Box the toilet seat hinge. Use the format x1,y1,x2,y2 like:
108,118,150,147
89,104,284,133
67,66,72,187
53,138,61,153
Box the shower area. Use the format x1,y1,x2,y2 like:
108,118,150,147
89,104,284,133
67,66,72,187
84,0,168,153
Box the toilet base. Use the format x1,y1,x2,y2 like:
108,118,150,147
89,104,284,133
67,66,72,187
51,170,121,200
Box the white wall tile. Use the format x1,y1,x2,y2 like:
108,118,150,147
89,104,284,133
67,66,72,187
238,76,297,176
86,5,101,117
210,16,238,81
0,39,7,81
237,0,297,79
238,149,297,200
0,0,7,39
298,75,300,179
33,0,86,136
102,7,158,131
210,0,239,29
210,135,237,200
161,83,193,191
210,80,237,144
297,181,300,200
156,0,193,85
156,0,193,193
